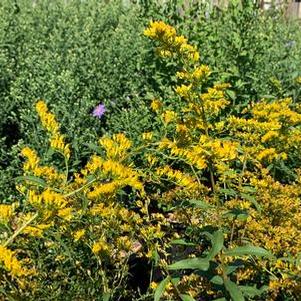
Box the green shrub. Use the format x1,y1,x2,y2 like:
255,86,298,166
0,0,171,199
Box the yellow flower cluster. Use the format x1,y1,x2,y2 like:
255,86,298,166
28,188,67,211
158,138,207,170
144,21,199,62
0,246,28,277
156,166,198,190
144,21,301,298
150,99,163,112
228,98,301,164
99,133,132,160
23,223,52,237
92,238,111,254
36,100,70,158
200,84,230,116
176,65,211,82
83,156,144,199
0,204,13,224
161,110,177,124
21,146,64,182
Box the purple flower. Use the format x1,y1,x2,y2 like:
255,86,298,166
92,103,106,118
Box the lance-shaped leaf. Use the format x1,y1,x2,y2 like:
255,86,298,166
154,276,171,301
224,245,274,258
224,279,245,301
168,257,210,271
207,230,224,260
180,294,196,301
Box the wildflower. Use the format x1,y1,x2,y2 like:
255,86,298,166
162,110,177,124
150,99,163,112
142,132,153,140
23,223,52,237
0,204,13,223
73,229,86,242
175,84,193,100
92,103,106,118
36,100,70,158
0,246,28,277
92,238,110,254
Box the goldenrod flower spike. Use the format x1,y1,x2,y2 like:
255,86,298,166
0,246,29,277
35,100,70,159
144,20,200,63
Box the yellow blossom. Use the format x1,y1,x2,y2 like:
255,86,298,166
73,229,86,242
150,99,163,112
0,246,29,277
0,204,13,223
92,238,110,254
142,132,153,141
162,110,177,124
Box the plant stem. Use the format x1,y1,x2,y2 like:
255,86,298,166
4,212,38,247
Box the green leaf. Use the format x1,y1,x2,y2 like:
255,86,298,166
241,186,256,193
168,258,210,271
154,276,171,301
171,277,180,286
213,298,227,301
180,294,196,301
225,262,245,275
239,285,268,297
170,239,196,246
188,199,213,209
207,230,224,260
210,275,224,285
219,188,237,197
15,175,47,187
240,193,261,212
224,245,274,258
224,279,245,301
85,142,103,154
152,249,160,266
226,90,236,101
102,292,111,301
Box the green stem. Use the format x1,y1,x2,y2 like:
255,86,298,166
64,178,97,197
3,212,38,247
200,103,216,193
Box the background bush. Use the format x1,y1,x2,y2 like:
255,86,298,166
0,0,161,200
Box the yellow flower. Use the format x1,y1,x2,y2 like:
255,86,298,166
88,181,119,198
57,207,73,220
144,21,177,42
35,100,59,133
21,147,40,171
73,229,86,242
92,238,110,254
175,84,192,100
0,204,13,223
150,99,163,112
35,100,70,159
257,148,277,162
162,110,177,124
150,282,158,290
23,223,52,237
142,132,153,141
99,133,132,160
0,245,28,277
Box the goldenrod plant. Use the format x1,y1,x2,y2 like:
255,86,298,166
0,20,301,300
